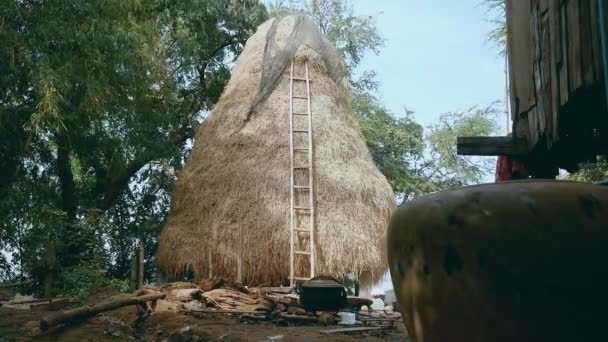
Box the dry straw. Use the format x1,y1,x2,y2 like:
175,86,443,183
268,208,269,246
156,15,395,285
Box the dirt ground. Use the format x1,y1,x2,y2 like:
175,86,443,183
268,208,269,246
0,306,410,341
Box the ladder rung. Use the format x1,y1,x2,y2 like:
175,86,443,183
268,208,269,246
292,112,308,116
294,147,309,151
291,77,310,81
293,95,308,99
293,129,308,133
293,166,309,169
293,185,310,189
294,276,311,281
294,228,311,232
295,250,311,255
294,206,310,210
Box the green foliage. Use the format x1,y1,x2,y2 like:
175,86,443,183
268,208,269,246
108,279,131,294
480,0,507,56
353,95,426,196
425,105,500,188
355,96,499,200
58,259,126,299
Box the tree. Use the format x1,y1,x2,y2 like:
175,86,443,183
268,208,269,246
424,105,500,189
480,0,507,56
0,0,267,293
355,100,500,201
352,95,426,198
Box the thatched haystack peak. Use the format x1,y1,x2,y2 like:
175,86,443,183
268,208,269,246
156,14,395,285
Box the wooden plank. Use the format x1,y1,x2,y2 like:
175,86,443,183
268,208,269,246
506,0,535,118
589,0,602,82
541,0,550,13
553,0,563,65
560,2,570,105
580,0,595,86
528,106,539,148
540,11,554,148
456,136,529,156
567,0,583,92
320,327,383,334
532,4,546,146
550,0,562,145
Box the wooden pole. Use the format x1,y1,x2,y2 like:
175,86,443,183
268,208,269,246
129,255,138,292
44,240,56,298
208,248,213,278
138,244,144,290
40,293,165,330
237,225,243,283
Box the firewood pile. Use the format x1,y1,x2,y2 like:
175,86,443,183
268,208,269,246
5,278,401,336
149,278,401,329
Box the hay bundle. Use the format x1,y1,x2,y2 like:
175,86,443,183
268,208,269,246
155,15,395,285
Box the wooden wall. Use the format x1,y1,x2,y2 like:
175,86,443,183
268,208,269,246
507,0,607,163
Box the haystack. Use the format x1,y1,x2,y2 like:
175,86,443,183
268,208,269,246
155,15,395,285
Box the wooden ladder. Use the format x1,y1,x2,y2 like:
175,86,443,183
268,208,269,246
289,59,315,288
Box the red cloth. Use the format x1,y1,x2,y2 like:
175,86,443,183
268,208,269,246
495,156,529,182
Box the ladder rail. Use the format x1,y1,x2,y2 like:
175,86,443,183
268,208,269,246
289,61,295,287
305,61,315,279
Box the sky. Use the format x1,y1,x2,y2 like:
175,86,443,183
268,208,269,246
348,0,507,293
352,0,507,131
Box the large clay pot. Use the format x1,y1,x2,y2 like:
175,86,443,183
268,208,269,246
387,180,608,342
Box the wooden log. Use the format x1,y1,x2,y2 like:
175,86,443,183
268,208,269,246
279,313,318,322
0,280,33,288
40,293,165,331
179,309,267,314
320,327,382,334
252,287,292,294
456,136,528,156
